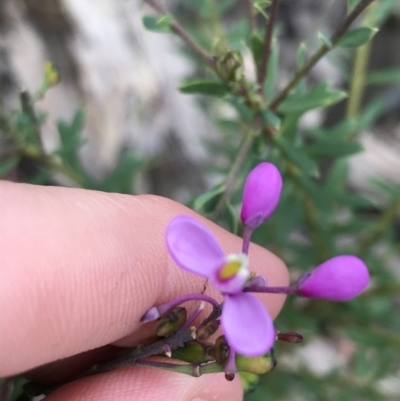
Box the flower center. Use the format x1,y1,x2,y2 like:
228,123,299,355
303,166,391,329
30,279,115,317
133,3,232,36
219,260,242,280
217,253,249,282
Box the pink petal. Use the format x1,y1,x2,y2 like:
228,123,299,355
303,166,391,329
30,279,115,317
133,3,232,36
240,163,283,228
222,293,275,357
166,215,225,277
298,255,369,301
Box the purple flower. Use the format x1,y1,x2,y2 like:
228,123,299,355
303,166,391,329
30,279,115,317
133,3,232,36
166,215,275,357
240,162,283,229
298,255,370,301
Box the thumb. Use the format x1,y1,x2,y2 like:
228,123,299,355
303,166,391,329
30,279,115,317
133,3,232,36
0,182,288,377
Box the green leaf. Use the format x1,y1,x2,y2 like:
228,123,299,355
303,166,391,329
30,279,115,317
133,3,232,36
239,371,260,393
279,82,347,114
334,192,375,208
0,156,20,177
336,27,378,48
185,0,237,18
305,139,363,158
297,175,333,212
264,37,279,101
56,108,85,168
97,151,142,194
193,184,226,212
347,0,362,10
227,95,254,123
296,42,307,67
260,108,281,130
179,81,229,97
142,15,173,33
250,33,264,67
367,68,400,85
274,136,319,177
318,31,333,48
224,201,239,235
324,159,349,191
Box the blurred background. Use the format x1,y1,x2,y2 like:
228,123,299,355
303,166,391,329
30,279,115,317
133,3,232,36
1,0,400,400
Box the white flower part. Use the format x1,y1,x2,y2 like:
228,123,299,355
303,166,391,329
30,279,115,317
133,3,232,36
211,253,250,294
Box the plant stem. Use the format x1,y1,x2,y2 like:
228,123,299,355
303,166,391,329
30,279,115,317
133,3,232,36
269,0,377,111
20,89,44,153
243,284,298,295
142,0,215,68
135,359,224,376
85,328,196,375
346,2,376,118
257,0,281,94
212,132,254,217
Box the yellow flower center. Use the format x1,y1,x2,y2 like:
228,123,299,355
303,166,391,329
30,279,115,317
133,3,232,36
218,258,243,281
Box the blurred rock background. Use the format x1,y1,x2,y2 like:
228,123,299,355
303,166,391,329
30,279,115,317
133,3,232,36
1,0,399,201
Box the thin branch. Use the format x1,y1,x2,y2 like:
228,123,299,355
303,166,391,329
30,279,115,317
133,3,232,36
269,0,377,111
346,1,376,118
83,328,196,376
142,0,215,68
212,132,254,217
257,0,281,94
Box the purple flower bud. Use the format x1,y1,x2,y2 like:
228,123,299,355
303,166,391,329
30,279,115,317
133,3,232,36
298,255,369,301
240,163,283,228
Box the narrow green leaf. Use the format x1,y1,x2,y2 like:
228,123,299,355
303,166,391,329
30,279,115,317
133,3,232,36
296,42,307,67
142,15,173,33
224,201,239,235
334,192,375,208
193,184,225,212
367,68,400,85
297,175,332,212
250,33,264,67
274,136,319,177
260,108,281,130
347,0,362,11
279,82,347,114
318,31,333,48
336,27,378,48
324,159,349,191
264,37,279,102
179,81,229,97
227,95,254,123
295,43,307,95
305,139,363,158
56,108,85,169
0,156,20,177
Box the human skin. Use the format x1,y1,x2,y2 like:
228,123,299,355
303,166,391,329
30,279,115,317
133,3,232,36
0,182,288,401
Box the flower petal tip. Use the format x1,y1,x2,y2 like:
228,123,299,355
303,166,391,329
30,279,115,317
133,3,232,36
140,306,160,323
222,293,275,357
166,215,225,277
298,255,370,301
240,163,283,229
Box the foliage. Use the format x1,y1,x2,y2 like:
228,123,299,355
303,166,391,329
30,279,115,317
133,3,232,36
1,0,400,400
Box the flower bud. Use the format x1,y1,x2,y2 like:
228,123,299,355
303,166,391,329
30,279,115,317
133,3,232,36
298,255,369,301
214,335,230,365
156,307,187,337
171,341,215,364
236,352,277,375
277,331,303,344
196,320,220,342
240,163,283,228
